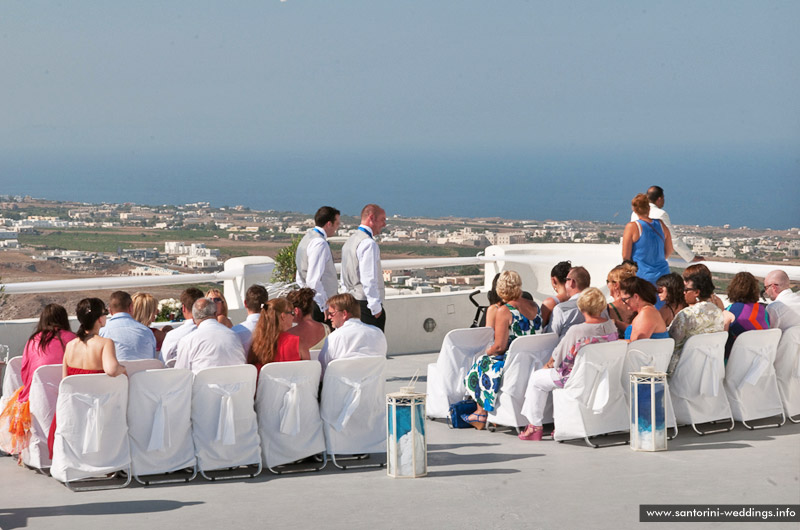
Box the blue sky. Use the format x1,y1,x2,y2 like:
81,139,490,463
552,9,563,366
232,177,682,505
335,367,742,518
1,1,798,227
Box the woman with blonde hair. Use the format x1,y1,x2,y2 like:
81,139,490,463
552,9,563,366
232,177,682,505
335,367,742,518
606,262,637,334
622,193,673,285
519,287,618,441
131,292,172,351
462,270,538,429
206,288,233,328
247,298,301,371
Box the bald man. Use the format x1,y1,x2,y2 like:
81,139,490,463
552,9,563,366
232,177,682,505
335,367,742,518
764,270,800,331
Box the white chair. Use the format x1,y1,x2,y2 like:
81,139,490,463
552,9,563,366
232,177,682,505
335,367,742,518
120,358,165,377
552,340,629,447
488,333,558,430
668,331,734,435
623,338,678,439
191,365,262,480
723,329,785,429
50,374,131,491
774,325,800,423
128,368,197,485
255,361,326,473
0,356,23,455
426,327,494,419
320,357,386,469
21,364,62,470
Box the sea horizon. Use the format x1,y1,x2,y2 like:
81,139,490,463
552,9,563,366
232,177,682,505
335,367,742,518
2,146,798,231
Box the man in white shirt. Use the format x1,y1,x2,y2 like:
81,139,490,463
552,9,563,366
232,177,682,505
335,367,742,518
764,270,800,331
631,186,703,263
160,287,205,363
295,206,341,323
340,204,387,331
320,293,387,376
175,298,246,374
549,266,608,338
232,284,268,353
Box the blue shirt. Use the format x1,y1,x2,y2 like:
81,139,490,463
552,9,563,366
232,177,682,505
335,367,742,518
99,312,157,361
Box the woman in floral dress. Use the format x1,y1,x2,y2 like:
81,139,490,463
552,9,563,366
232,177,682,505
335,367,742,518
462,270,538,429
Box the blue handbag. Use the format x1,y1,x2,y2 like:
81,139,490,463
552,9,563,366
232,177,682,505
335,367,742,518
448,399,477,429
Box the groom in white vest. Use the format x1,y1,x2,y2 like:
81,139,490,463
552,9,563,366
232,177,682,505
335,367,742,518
295,206,341,323
340,204,387,332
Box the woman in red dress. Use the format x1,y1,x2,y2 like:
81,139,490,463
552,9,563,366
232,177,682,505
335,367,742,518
247,298,300,372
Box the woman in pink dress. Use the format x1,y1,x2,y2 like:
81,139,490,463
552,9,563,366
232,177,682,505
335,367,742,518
48,298,127,458
0,304,75,461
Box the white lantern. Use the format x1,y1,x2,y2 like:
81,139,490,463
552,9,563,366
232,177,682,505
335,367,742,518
386,388,427,478
630,367,668,452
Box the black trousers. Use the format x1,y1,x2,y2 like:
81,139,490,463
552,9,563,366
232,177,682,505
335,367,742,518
358,300,386,332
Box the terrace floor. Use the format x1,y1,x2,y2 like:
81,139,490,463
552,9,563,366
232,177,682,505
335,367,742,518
1,351,798,530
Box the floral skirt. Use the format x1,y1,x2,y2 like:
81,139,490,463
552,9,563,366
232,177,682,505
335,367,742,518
0,387,31,455
464,353,506,412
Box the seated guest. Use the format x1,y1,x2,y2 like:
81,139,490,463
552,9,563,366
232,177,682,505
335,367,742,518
160,287,205,363
667,273,726,374
131,292,172,353
319,294,387,377
656,273,686,327
0,304,76,460
286,288,329,359
683,264,724,310
99,290,157,361
48,298,127,458
622,193,672,285
606,262,638,334
619,277,669,341
232,284,269,353
764,269,800,331
550,266,607,338
247,298,301,372
206,288,234,328
175,298,245,373
723,272,770,360
483,273,504,328
519,288,618,440
541,261,571,329
462,270,538,429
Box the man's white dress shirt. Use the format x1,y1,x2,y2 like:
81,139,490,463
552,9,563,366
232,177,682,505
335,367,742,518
232,313,260,353
767,289,800,331
320,318,387,375
296,227,338,311
160,320,197,363
175,319,246,373
355,226,384,316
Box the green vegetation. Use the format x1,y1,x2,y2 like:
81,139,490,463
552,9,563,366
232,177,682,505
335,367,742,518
18,228,229,252
381,243,479,257
272,237,300,283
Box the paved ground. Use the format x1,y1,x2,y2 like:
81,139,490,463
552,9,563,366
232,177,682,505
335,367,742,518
1,352,798,530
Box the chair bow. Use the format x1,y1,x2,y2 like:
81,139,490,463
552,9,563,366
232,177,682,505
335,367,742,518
566,361,610,413
737,346,771,390
325,375,379,432
698,347,720,397
208,383,243,446
143,387,185,452
72,392,111,454
265,375,310,436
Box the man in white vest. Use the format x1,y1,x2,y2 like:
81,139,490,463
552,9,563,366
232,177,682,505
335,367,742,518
340,204,387,331
295,206,340,323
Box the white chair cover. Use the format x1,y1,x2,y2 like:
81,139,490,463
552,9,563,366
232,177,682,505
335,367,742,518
120,358,165,377
128,368,196,477
255,361,326,468
723,329,784,422
774,325,800,419
21,364,62,469
0,356,23,410
321,357,386,455
623,338,677,430
50,374,131,483
490,333,559,428
426,327,493,418
552,340,629,442
668,332,733,426
191,365,261,473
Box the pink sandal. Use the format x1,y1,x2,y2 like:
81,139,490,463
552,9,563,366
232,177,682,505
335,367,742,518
518,424,544,441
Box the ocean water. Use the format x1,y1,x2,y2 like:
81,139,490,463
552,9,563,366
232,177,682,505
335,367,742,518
2,147,798,229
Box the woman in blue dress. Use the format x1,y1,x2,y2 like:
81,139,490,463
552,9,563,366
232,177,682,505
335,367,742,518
622,194,673,285
619,276,670,341
462,270,538,429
